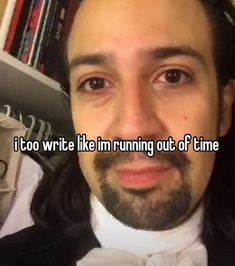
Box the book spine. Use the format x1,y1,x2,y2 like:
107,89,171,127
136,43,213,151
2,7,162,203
10,0,35,56
32,0,54,67
4,0,24,53
19,0,45,63
25,0,47,65
43,0,68,76
17,0,36,58
52,0,82,86
37,0,59,71
0,0,17,50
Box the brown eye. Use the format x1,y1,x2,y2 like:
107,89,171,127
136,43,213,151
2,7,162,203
165,70,183,83
79,77,106,91
78,77,115,92
156,69,193,86
89,78,105,90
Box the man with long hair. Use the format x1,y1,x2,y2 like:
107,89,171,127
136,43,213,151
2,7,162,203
0,0,234,265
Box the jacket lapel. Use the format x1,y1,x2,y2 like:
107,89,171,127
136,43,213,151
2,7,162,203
19,226,101,266
1,224,235,265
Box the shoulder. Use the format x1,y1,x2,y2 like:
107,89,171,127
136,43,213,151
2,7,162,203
215,234,235,265
0,225,100,266
207,228,235,266
0,226,59,266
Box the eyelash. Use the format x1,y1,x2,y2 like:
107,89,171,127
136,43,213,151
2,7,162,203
77,69,193,92
155,69,193,86
78,76,114,92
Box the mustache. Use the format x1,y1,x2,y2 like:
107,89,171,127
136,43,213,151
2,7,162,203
95,151,191,178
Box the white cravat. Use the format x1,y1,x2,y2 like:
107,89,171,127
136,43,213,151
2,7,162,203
77,195,207,266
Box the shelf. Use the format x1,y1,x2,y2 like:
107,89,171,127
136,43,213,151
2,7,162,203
0,51,73,136
0,179,14,193
0,188,14,193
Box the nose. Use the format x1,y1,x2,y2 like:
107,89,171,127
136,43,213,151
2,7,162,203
109,82,167,141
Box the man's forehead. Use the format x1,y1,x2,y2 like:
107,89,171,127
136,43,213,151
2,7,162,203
75,0,204,18
71,0,209,34
68,0,213,67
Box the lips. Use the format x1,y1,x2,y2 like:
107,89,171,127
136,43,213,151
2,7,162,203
115,165,172,190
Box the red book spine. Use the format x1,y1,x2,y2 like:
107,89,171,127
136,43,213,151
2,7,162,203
4,0,24,53
21,0,45,64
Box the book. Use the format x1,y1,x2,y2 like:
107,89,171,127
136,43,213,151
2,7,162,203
32,0,54,67
4,0,24,53
10,0,35,57
16,0,36,58
37,0,59,71
52,0,82,87
19,0,47,64
41,0,68,76
27,0,49,65
0,0,17,50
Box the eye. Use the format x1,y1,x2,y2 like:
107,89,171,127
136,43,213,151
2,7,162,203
156,69,192,85
78,77,114,91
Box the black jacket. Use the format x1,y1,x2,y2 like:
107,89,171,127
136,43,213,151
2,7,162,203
0,225,234,266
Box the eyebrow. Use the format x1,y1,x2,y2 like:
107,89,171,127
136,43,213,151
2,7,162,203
69,46,207,72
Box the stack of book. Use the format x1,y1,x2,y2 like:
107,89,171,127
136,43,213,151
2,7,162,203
0,0,82,89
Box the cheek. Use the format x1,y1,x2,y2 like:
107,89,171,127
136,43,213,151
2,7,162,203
165,92,219,141
189,150,216,202
71,95,111,140
71,97,104,197
161,93,218,201
78,151,103,198
178,111,218,141
175,108,217,202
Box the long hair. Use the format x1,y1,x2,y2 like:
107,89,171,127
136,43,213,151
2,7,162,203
31,0,235,246
198,0,235,249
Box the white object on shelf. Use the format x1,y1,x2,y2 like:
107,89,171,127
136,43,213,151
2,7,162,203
0,113,26,224
0,51,73,135
0,155,43,237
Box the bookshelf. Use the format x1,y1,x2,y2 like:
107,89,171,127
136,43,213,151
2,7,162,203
0,51,73,136
0,0,79,226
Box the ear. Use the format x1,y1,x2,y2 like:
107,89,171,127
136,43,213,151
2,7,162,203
219,81,235,137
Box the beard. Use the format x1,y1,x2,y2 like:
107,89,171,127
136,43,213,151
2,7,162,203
94,151,192,231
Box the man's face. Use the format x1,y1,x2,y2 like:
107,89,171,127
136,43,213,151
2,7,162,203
68,0,231,230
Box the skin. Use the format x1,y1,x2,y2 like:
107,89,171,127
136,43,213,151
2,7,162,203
68,0,234,229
